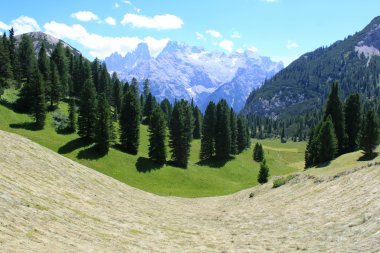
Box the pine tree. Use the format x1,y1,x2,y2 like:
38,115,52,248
200,101,216,160
304,128,315,169
38,43,50,84
237,116,249,153
360,109,379,156
344,94,361,152
111,72,122,116
51,42,69,97
230,108,238,154
119,83,141,155
257,144,264,162
49,61,61,109
215,99,231,159
18,34,35,81
160,98,172,125
324,82,345,154
68,96,76,133
143,93,157,125
148,107,167,165
253,143,259,161
281,125,286,143
91,58,100,92
193,106,202,139
317,116,338,164
8,27,19,80
0,33,12,79
30,62,46,129
78,79,98,140
258,159,269,184
143,79,150,99
99,62,111,100
169,100,193,168
96,93,112,154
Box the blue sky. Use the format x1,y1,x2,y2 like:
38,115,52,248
0,0,379,65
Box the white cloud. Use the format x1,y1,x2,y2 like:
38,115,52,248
114,3,120,8
43,21,168,59
105,17,116,26
286,40,299,49
231,32,241,39
0,16,41,35
134,7,142,13
248,46,259,53
195,32,204,40
123,0,132,4
121,13,183,30
219,40,234,52
264,0,278,2
70,11,99,22
205,29,222,38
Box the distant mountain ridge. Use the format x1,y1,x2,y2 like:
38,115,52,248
105,41,283,111
242,16,380,118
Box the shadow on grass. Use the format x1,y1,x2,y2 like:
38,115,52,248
9,122,40,131
0,99,15,111
58,138,92,154
135,157,163,173
316,161,331,168
358,152,378,161
196,156,235,168
77,145,108,160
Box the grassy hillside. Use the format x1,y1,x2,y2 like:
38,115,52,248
0,88,307,197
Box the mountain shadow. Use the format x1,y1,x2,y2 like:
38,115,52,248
136,157,163,173
196,156,235,168
58,138,92,154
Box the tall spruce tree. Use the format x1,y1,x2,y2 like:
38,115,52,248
30,62,46,129
215,99,231,159
148,107,167,165
78,79,98,140
237,116,249,153
317,116,338,164
169,100,193,168
160,98,172,126
360,109,379,156
68,96,76,133
344,94,361,152
18,34,34,81
51,42,68,97
143,93,157,125
99,62,111,100
258,159,269,184
38,43,50,84
230,108,238,155
0,33,12,79
111,72,122,116
324,82,345,154
119,83,141,154
96,93,112,154
193,106,203,139
49,61,61,108
8,27,19,80
253,143,259,161
143,79,150,99
200,101,216,160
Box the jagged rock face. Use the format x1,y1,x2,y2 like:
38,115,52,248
105,41,283,111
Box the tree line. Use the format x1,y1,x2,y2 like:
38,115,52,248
305,81,379,168
0,31,252,169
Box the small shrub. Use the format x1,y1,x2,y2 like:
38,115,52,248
52,109,70,133
273,175,296,188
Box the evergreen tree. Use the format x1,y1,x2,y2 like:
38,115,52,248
96,93,112,154
344,94,361,152
111,72,122,116
230,108,238,155
91,58,100,92
160,98,172,125
30,62,46,129
360,109,379,156
0,33,12,79
169,100,193,168
148,107,167,165
317,116,338,164
215,99,231,159
257,144,264,162
324,82,345,154
143,79,150,99
68,96,76,133
200,101,216,160
38,43,50,84
119,83,141,154
304,123,322,169
51,42,69,97
8,27,19,80
193,106,202,139
78,79,98,140
253,143,259,161
258,159,269,184
49,61,61,108
18,34,34,81
304,128,315,169
143,93,157,125
237,116,249,153
281,125,286,143
99,62,111,100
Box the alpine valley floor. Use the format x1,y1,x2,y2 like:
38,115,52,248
1,130,379,252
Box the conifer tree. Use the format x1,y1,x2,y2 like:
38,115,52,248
360,109,379,156
51,42,69,97
143,79,150,99
78,79,98,140
230,108,238,155
324,82,345,154
317,116,338,164
193,106,203,139
148,107,167,165
111,72,122,116
38,43,50,84
258,159,269,184
8,27,19,80
99,62,111,100
169,100,193,168
281,125,286,143
257,144,264,162
160,98,172,125
253,143,259,161
30,62,46,129
119,82,141,154
68,96,76,133
215,99,231,159
96,93,112,154
200,101,216,160
49,61,61,108
237,116,249,153
0,33,12,79
18,34,34,81
344,94,361,152
91,58,100,92
143,93,157,125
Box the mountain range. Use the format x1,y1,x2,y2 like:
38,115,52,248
242,16,380,118
105,41,283,111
